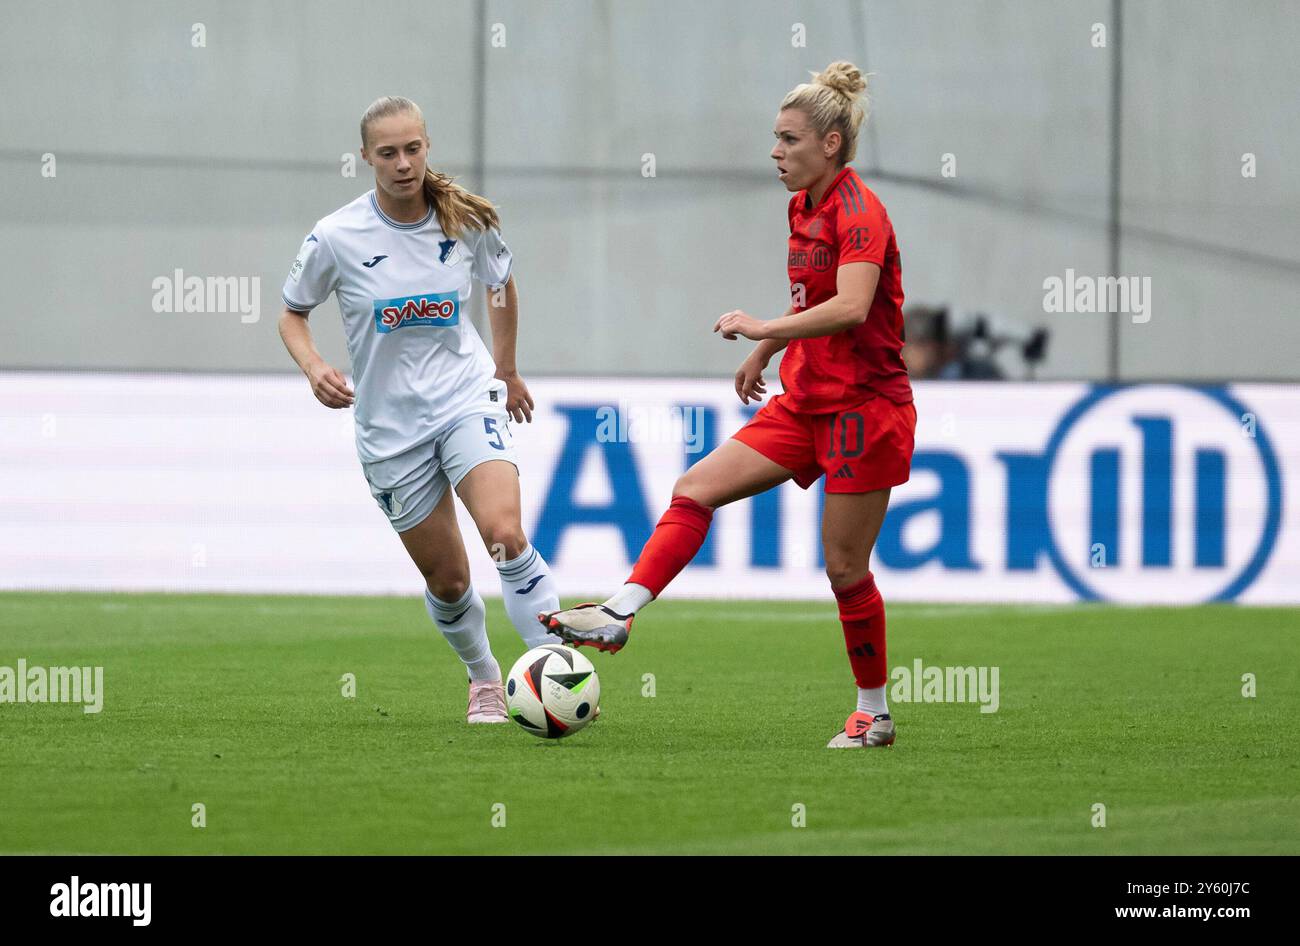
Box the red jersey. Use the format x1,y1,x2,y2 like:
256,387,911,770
779,166,911,412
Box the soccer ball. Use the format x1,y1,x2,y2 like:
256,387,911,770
505,644,600,739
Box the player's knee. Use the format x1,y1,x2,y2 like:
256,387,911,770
485,524,527,561
824,557,869,589
672,472,714,508
426,574,469,602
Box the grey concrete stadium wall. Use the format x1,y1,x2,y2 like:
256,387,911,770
0,0,1296,380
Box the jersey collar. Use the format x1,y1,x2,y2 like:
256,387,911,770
802,165,854,212
369,190,435,231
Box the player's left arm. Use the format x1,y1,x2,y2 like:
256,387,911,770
472,225,535,424
714,262,880,341
485,274,535,423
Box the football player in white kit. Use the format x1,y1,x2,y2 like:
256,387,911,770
278,96,560,724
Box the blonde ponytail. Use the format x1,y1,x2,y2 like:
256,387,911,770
421,168,500,240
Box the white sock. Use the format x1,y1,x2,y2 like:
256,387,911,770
857,686,890,718
424,586,500,682
602,582,653,616
495,543,561,648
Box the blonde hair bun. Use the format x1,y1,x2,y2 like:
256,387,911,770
813,61,868,100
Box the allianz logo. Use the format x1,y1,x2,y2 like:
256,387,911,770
925,385,1280,603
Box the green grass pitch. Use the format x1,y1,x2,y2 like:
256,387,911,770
1,592,1297,854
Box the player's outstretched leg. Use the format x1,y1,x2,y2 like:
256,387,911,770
540,440,793,652
539,495,709,652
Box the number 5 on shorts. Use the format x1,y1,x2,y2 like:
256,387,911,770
484,417,506,450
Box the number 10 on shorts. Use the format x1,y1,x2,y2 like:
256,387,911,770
826,411,865,459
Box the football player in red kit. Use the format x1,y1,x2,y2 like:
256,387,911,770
541,61,915,749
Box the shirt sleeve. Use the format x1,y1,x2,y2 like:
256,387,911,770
470,226,513,290
834,188,889,268
282,229,339,312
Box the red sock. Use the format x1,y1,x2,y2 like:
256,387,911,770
626,495,714,598
834,571,887,689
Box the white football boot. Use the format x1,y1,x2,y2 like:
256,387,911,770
827,711,895,748
537,602,634,654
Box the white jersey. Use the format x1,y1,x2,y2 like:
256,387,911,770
281,189,513,463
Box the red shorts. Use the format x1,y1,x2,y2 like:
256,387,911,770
731,393,917,493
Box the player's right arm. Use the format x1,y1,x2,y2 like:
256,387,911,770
278,307,354,408
734,305,794,404
279,229,352,408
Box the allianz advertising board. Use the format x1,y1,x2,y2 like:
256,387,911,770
2,375,1294,603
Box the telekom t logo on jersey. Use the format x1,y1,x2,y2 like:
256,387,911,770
372,291,459,332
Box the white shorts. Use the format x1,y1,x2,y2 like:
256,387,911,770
361,395,519,533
